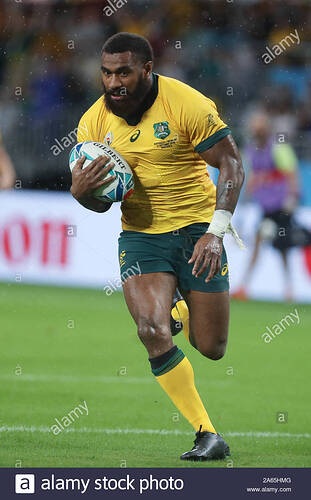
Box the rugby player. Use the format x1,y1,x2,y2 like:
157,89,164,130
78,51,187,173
70,32,245,461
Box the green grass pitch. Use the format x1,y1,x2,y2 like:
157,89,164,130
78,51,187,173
0,282,310,468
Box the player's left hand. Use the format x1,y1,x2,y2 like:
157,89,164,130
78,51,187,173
188,233,223,283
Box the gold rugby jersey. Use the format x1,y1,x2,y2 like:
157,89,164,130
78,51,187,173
77,72,231,233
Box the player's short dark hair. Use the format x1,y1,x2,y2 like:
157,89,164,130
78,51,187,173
102,32,153,65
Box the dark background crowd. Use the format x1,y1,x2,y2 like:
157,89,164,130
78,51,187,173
0,0,310,204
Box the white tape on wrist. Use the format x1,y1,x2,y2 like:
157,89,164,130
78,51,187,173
207,210,232,239
207,209,246,250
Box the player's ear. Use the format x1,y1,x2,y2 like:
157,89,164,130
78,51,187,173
143,61,153,77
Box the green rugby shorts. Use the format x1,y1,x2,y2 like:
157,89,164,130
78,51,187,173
118,222,229,293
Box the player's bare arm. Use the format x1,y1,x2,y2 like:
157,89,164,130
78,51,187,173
70,154,115,213
189,134,244,282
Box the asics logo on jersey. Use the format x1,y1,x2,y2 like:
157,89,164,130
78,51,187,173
130,130,141,142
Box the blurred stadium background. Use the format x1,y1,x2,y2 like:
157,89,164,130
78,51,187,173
0,0,311,468
1,0,311,190
0,0,311,300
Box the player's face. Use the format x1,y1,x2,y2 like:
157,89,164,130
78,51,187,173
101,51,152,118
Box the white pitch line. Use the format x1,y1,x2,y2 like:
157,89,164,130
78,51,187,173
0,374,153,384
0,426,309,439
0,374,227,386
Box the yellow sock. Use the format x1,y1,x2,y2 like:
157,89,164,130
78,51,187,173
171,299,190,342
155,355,216,433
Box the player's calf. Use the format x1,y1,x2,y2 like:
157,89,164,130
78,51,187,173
186,289,229,360
188,317,228,360
170,296,228,360
195,337,227,361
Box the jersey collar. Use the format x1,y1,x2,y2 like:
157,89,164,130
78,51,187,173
124,72,159,126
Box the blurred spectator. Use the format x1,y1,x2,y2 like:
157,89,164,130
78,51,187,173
297,81,311,132
266,86,298,141
233,110,308,302
0,130,16,189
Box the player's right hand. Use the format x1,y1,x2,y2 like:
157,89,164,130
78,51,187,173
70,154,116,200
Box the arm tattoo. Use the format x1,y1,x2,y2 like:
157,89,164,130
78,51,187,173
215,159,244,213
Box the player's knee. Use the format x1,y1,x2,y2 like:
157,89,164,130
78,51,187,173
137,317,170,344
198,340,227,361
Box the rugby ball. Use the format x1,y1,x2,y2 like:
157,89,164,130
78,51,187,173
69,141,134,202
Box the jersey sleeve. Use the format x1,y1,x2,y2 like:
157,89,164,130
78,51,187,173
179,86,231,153
77,113,96,143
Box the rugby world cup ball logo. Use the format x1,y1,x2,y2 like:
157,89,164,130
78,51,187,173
104,131,113,146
